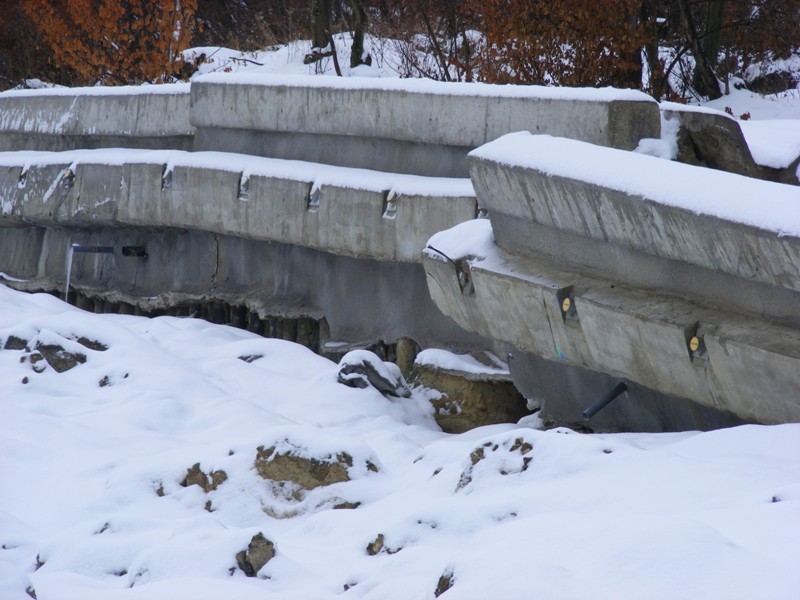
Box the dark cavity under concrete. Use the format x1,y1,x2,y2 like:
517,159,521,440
507,349,749,433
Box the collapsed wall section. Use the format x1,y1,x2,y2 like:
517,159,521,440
423,134,800,429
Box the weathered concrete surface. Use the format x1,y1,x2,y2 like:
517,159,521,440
0,224,487,351
469,138,800,302
423,243,800,426
0,84,194,151
423,134,800,426
191,74,660,176
0,154,476,263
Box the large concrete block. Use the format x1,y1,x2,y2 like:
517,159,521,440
469,135,800,321
0,84,194,151
192,75,659,150
191,75,660,176
705,326,800,424
71,163,126,225
422,219,800,425
16,162,76,225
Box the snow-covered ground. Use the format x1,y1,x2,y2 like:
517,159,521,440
1,285,798,600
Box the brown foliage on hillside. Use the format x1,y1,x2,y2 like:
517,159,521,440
469,0,651,89
22,0,199,86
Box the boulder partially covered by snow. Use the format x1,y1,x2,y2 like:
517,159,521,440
235,533,276,578
254,434,380,499
337,350,411,398
414,350,529,433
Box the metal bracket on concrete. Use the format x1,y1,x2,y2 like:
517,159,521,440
307,185,320,213
160,165,173,191
425,245,475,297
557,286,578,322
238,173,249,201
382,191,398,220
65,243,147,304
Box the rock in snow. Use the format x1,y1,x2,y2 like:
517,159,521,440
337,349,411,398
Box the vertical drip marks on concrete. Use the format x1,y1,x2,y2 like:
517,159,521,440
49,165,76,222
211,234,221,288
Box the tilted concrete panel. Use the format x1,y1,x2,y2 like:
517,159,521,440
422,239,800,425
469,135,800,324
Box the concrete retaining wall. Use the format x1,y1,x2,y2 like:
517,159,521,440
469,134,800,317
6,77,792,430
0,152,476,263
191,74,660,177
424,223,800,426
0,84,194,151
423,134,800,427
0,224,486,350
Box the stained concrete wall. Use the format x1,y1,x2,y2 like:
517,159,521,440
191,75,660,177
0,155,476,263
0,85,194,151
0,224,486,351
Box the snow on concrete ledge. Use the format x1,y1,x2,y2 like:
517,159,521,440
0,82,190,98
193,72,656,103
470,132,800,237
0,148,474,198
191,74,660,154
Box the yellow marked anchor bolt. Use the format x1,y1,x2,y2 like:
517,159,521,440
561,297,572,314
689,336,702,352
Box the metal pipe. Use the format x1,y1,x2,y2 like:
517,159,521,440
582,382,628,420
64,244,114,303
71,245,114,254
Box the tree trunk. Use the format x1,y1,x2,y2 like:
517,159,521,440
622,0,644,90
640,0,664,96
677,0,722,99
311,0,332,50
702,0,725,67
349,0,370,68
